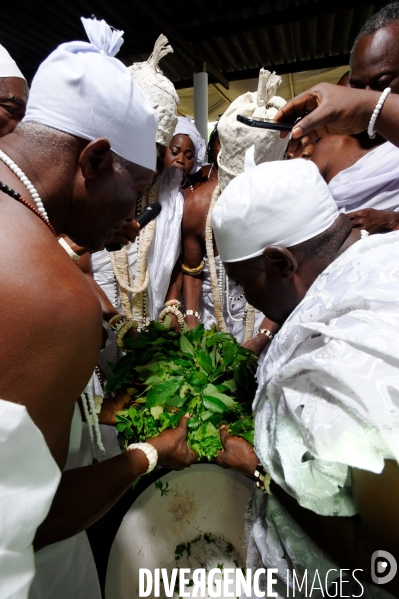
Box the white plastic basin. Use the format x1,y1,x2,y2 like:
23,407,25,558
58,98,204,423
105,464,253,599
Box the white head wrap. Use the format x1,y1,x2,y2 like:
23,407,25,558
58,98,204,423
23,17,157,170
212,159,339,263
0,44,25,80
128,35,179,148
172,116,206,174
217,69,288,192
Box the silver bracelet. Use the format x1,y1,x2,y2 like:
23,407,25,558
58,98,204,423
256,328,273,341
367,87,391,139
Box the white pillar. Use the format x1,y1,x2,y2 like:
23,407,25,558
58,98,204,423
194,70,208,143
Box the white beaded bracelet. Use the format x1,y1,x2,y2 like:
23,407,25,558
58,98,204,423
256,328,273,341
127,442,158,474
116,319,138,348
158,305,185,330
184,309,201,320
367,87,391,139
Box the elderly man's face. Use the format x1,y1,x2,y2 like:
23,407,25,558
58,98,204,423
350,23,399,94
0,77,29,137
224,252,299,325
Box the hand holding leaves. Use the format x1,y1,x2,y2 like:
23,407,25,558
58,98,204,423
148,415,198,470
215,425,259,478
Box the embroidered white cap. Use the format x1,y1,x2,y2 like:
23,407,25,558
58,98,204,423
212,158,339,262
0,44,25,80
128,34,180,148
23,17,157,171
217,68,288,192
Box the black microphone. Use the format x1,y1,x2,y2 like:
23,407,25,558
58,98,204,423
105,202,162,252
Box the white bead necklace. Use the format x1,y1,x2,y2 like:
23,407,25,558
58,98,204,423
0,149,49,220
80,374,105,462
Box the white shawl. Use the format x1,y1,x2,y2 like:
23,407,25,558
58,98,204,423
328,141,399,213
147,166,184,320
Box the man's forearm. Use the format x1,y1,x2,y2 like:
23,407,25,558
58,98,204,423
34,449,148,551
182,273,203,328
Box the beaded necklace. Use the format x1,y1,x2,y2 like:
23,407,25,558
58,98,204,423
204,185,255,341
0,181,57,237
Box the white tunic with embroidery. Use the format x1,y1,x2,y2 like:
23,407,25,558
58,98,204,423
245,232,399,598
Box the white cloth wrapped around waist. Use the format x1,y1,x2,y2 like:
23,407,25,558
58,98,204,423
0,399,60,599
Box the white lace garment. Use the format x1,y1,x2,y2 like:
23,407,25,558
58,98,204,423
245,231,399,599
201,255,264,342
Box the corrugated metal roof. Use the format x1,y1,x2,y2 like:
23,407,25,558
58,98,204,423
0,0,385,86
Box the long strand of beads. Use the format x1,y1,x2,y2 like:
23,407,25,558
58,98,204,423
81,376,105,463
87,381,106,460
81,390,96,463
218,262,225,307
0,149,49,220
205,185,227,331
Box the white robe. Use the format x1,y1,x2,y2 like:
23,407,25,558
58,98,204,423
29,405,102,599
245,232,399,598
328,141,399,213
0,399,60,599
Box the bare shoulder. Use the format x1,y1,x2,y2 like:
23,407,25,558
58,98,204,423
183,178,218,237
0,198,102,465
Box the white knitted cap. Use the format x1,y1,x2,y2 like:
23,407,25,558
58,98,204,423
23,17,157,171
217,68,288,192
0,44,25,80
128,35,180,148
212,159,339,263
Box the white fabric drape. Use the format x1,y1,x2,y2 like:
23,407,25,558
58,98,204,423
0,399,60,599
328,141,399,213
29,404,101,599
147,166,184,320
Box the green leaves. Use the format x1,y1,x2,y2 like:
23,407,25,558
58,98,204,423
180,335,195,356
111,321,257,460
203,396,226,414
145,380,180,408
195,350,213,374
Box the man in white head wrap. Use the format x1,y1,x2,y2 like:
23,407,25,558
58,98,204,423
178,69,287,347
0,43,29,136
89,33,183,406
212,158,399,598
0,16,196,599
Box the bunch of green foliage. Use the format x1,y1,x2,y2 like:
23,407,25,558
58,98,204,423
106,321,257,460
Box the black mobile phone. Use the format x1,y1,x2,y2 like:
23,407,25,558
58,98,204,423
237,114,293,131
105,202,162,252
